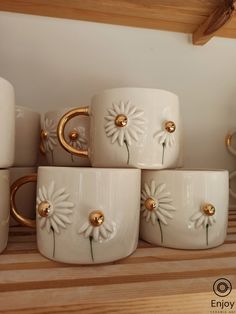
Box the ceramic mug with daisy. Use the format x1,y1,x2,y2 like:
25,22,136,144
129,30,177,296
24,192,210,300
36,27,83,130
10,167,141,264
40,107,90,166
57,88,181,169
140,169,229,249
0,77,15,168
0,170,10,253
14,106,40,166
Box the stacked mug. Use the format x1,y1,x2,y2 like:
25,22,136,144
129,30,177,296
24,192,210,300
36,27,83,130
10,88,229,264
0,76,40,253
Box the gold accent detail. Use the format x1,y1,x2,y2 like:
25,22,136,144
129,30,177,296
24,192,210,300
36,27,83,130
41,129,48,140
10,174,37,228
165,121,176,133
225,133,232,147
57,107,89,157
69,130,79,141
89,210,104,227
39,129,48,155
115,114,128,127
38,201,51,217
202,203,215,216
144,198,157,211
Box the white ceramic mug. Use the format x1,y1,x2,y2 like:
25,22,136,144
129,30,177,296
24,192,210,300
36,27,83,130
0,170,10,253
229,171,236,199
9,167,37,226
58,88,181,169
14,106,40,166
140,169,229,249
10,167,141,264
40,108,90,166
0,77,15,168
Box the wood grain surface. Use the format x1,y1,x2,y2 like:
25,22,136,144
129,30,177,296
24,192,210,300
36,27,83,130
0,0,236,42
0,210,235,313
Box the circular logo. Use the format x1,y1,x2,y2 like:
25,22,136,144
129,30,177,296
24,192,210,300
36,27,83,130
213,278,232,297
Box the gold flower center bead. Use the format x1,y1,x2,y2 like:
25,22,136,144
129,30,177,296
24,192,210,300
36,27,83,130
38,201,51,217
69,130,79,142
202,203,215,216
89,210,105,227
145,198,157,211
115,114,128,127
165,121,176,133
41,129,48,140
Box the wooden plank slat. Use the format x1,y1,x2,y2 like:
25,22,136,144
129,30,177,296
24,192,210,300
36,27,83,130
0,212,235,313
0,0,236,43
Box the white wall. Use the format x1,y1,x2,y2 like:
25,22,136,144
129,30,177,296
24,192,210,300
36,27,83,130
0,11,236,172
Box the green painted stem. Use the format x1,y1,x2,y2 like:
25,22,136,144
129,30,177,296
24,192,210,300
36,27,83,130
158,219,163,243
162,142,166,165
51,226,55,258
206,224,209,246
89,236,94,262
124,140,130,165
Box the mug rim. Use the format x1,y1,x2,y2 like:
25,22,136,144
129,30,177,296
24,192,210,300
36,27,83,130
38,166,141,173
92,87,179,99
44,106,86,116
0,76,14,90
142,168,228,173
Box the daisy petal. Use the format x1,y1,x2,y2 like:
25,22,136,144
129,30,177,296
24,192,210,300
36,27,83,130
111,131,119,144
99,224,108,239
124,131,132,146
52,215,66,229
39,217,47,229
156,211,168,225
151,212,156,225
118,129,125,146
145,211,151,222
93,227,99,242
196,215,205,228
158,208,173,219
50,218,60,234
151,180,156,195
85,225,93,238
144,183,151,197
103,222,113,233
159,202,176,211
79,221,89,234
190,212,202,221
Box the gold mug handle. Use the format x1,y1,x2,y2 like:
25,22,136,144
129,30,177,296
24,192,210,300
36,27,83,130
57,107,89,157
226,131,236,156
39,129,46,155
10,174,37,228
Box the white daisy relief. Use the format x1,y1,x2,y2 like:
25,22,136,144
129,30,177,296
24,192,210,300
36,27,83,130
154,120,176,164
190,203,216,246
68,127,88,162
104,101,146,164
37,181,74,258
41,118,57,164
78,210,114,262
141,180,176,243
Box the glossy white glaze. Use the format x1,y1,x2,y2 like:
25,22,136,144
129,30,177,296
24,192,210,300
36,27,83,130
15,106,40,166
43,107,90,166
9,167,37,226
0,77,15,167
140,169,229,249
0,170,10,253
36,167,140,264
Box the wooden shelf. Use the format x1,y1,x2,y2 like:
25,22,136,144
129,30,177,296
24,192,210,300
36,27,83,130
0,1,236,45
0,210,235,313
